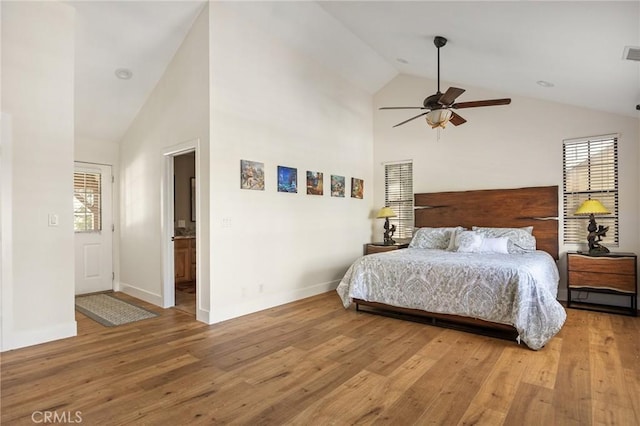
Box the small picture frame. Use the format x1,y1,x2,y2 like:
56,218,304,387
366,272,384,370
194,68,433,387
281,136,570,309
331,175,345,197
351,177,363,199
277,166,298,193
240,160,265,190
306,171,323,195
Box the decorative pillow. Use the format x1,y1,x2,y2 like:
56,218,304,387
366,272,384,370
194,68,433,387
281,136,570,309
446,226,466,251
472,226,536,253
477,237,510,254
455,231,483,253
410,227,464,250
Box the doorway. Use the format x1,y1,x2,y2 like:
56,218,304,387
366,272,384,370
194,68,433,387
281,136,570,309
161,139,199,315
173,151,196,315
74,162,113,295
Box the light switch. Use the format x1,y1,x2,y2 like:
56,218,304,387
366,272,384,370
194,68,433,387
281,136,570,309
178,219,186,228
48,213,59,227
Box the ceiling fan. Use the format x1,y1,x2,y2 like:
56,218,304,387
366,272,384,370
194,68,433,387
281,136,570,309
380,36,511,129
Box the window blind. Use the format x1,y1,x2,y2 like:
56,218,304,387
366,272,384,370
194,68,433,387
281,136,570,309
562,135,618,245
384,161,413,239
74,171,102,232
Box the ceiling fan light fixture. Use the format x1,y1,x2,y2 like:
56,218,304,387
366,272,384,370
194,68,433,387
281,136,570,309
380,35,511,130
426,109,452,129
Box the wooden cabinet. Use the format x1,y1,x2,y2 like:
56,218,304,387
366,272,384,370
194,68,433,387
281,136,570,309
365,242,409,255
567,252,637,316
175,237,196,283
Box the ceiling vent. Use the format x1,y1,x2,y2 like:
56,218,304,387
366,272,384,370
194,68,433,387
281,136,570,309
623,46,640,61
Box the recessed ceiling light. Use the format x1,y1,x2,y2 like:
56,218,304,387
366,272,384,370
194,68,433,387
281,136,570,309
396,58,409,64
536,80,554,88
115,68,133,80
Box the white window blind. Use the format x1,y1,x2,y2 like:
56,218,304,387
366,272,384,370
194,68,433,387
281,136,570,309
74,171,102,232
384,161,413,239
563,135,618,245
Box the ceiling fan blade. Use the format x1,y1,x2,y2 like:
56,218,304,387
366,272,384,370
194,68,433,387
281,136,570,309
449,111,467,126
452,98,511,109
380,106,426,110
438,87,465,106
392,112,428,128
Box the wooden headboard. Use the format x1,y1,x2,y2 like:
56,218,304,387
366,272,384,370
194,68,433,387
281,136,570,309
414,186,559,259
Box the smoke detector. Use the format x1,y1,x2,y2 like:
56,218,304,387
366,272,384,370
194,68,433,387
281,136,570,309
115,68,133,80
622,46,640,61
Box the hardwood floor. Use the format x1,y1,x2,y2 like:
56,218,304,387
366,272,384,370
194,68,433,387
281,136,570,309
175,281,196,315
1,291,639,425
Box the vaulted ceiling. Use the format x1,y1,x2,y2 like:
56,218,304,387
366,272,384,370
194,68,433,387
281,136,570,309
70,1,640,144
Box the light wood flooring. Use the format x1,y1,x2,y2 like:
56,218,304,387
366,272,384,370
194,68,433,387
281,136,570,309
175,281,196,316
1,292,639,425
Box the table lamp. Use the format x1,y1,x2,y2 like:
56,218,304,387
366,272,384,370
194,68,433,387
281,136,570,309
376,206,397,245
574,199,611,254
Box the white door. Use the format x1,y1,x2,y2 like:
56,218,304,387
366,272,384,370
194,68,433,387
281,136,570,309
74,163,113,295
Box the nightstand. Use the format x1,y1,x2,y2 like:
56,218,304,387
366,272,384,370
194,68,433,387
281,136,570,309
567,251,637,316
365,241,409,255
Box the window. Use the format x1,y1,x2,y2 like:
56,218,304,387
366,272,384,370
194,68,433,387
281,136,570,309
563,135,618,246
74,171,102,232
384,161,413,239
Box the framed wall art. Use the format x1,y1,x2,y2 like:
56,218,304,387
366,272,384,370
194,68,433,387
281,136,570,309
306,171,323,195
351,177,364,199
240,159,265,190
277,166,298,193
331,175,345,197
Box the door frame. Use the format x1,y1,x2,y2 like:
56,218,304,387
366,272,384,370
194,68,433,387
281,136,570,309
161,138,200,310
1,113,14,351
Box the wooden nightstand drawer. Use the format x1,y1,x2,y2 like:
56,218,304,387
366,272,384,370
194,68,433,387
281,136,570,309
568,271,635,293
365,242,409,255
568,254,635,275
566,252,637,316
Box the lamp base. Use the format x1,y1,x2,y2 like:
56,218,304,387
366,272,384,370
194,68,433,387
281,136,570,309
588,245,610,255
382,218,396,245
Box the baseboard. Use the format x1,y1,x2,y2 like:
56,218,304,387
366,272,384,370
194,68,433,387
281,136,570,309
196,308,210,323
119,282,163,307
208,280,340,324
118,280,341,325
1,321,77,352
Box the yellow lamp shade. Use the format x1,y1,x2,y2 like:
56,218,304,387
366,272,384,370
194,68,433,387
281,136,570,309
574,199,611,215
376,206,397,218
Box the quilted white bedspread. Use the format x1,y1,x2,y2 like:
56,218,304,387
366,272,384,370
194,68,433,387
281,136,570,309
336,248,566,350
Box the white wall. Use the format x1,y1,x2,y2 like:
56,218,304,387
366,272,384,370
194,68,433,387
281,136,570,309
1,1,77,350
374,74,640,301
118,5,210,318
208,2,374,322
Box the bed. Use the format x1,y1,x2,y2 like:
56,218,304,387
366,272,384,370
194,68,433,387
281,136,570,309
336,186,566,350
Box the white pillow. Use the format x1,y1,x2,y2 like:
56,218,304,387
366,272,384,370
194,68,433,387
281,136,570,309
477,237,510,254
455,231,483,253
472,226,536,252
